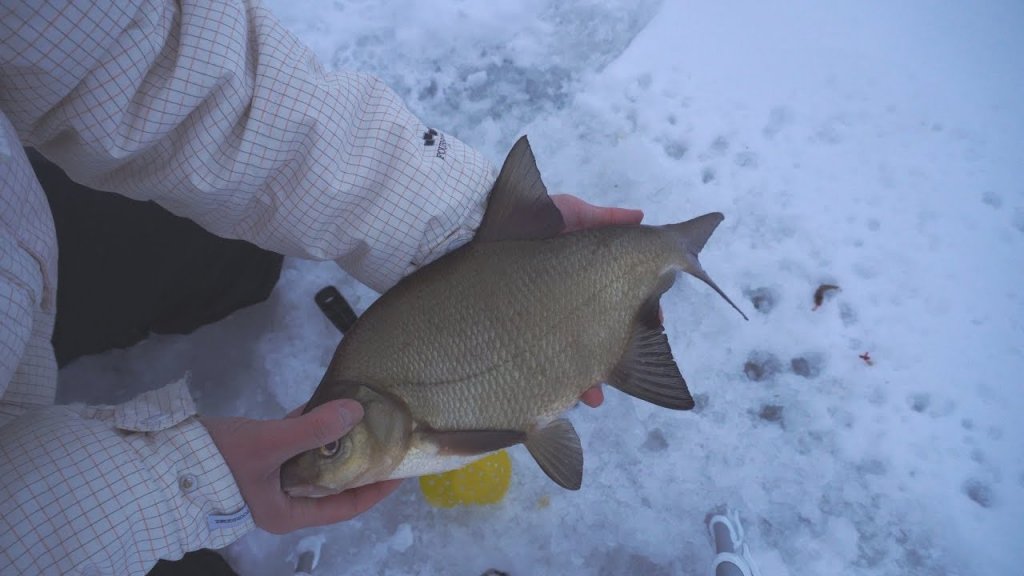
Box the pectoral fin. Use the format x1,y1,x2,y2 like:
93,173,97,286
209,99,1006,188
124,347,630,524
421,429,526,456
608,303,694,410
525,419,583,490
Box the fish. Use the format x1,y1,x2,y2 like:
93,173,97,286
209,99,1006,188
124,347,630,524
280,136,746,496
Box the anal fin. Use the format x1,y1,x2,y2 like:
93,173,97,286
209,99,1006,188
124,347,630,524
525,419,583,490
608,314,695,410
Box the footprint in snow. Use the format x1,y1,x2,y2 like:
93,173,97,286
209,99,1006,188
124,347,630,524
733,149,758,168
963,478,994,508
743,286,777,314
662,140,688,160
743,351,782,382
762,106,794,139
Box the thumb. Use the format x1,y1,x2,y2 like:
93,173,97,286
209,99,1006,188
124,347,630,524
269,399,364,461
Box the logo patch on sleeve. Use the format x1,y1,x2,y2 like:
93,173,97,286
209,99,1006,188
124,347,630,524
207,505,251,531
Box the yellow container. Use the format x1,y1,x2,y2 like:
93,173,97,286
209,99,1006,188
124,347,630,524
419,450,512,507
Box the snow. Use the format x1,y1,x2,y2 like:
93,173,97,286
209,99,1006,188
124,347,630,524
57,0,1024,574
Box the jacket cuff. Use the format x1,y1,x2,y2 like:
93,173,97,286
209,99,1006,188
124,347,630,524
107,377,255,550
0,376,253,574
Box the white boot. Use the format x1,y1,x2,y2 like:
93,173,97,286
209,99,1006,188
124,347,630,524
706,508,762,576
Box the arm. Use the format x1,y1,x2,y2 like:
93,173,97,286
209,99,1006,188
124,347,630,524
0,379,254,574
3,1,472,572
1,0,495,292
0,114,59,424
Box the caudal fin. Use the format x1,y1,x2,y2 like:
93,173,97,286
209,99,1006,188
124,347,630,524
663,213,749,321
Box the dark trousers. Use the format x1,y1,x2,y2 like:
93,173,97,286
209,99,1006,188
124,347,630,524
29,150,283,575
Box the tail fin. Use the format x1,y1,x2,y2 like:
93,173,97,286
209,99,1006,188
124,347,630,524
663,213,749,321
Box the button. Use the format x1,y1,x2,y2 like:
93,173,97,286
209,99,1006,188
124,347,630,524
179,473,198,493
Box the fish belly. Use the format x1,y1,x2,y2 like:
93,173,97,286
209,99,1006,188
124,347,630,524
388,443,494,480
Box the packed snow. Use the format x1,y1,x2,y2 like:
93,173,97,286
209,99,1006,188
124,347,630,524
57,0,1024,574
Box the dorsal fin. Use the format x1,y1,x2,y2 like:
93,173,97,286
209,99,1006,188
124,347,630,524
475,136,565,242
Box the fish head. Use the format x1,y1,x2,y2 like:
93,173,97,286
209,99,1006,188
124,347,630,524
280,382,411,496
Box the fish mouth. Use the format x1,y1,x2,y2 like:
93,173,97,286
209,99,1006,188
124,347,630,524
283,483,340,498
280,464,340,498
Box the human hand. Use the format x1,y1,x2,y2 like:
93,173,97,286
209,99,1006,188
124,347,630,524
551,194,645,409
202,400,402,534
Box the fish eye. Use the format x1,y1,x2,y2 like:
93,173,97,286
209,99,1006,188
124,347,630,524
319,440,341,458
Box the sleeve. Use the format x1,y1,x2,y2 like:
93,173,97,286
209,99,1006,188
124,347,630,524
0,110,59,423
0,0,495,292
1,114,250,573
0,377,254,575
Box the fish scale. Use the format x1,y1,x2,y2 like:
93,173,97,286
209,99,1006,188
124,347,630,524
334,228,675,431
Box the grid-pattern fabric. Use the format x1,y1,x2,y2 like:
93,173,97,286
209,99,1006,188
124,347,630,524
1,0,493,293
0,0,495,574
1,379,252,575
0,114,58,425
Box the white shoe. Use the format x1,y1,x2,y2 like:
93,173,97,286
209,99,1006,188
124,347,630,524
706,508,762,576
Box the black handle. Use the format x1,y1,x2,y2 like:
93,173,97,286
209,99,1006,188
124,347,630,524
314,286,358,334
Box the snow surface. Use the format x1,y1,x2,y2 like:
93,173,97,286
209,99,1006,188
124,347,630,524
57,0,1024,574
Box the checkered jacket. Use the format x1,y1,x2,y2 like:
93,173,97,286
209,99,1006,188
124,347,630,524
0,1,494,573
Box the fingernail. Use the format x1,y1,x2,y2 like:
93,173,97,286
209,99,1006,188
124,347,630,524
337,399,364,428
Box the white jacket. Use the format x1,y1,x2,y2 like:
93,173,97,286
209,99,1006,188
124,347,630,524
0,1,494,573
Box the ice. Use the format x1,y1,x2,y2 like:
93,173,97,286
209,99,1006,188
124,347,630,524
55,0,1024,574
391,523,414,553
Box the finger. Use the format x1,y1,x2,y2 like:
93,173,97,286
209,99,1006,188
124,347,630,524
551,194,644,232
285,404,306,418
580,386,604,408
584,205,644,229
262,399,364,463
287,479,404,529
